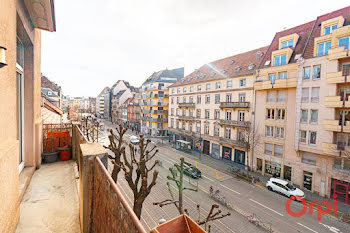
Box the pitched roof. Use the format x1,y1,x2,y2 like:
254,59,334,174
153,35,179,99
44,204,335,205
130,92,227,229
170,47,268,87
259,20,315,69
303,6,350,59
143,67,184,85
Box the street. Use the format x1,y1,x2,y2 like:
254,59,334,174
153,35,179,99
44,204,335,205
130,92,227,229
99,119,350,233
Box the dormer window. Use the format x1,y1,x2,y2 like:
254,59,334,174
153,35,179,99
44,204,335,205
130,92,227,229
273,54,286,66
317,41,331,56
228,60,234,65
234,66,241,72
339,37,350,49
48,91,52,95
281,40,293,49
324,25,337,35
248,64,255,70
210,72,215,77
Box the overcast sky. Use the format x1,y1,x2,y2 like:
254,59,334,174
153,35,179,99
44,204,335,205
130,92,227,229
41,0,349,97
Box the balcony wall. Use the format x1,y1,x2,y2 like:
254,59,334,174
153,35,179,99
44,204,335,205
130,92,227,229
219,102,249,109
328,47,350,61
178,102,195,108
323,120,341,132
219,119,250,128
325,96,343,107
254,78,297,90
326,71,348,84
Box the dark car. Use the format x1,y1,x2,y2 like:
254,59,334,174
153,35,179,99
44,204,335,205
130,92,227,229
182,161,201,179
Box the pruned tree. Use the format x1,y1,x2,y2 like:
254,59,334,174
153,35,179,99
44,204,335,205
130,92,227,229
153,157,197,214
118,134,159,219
239,123,262,169
196,204,231,232
104,124,128,182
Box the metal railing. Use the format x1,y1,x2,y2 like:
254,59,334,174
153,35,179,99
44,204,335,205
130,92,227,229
178,102,196,108
219,119,250,127
219,102,250,108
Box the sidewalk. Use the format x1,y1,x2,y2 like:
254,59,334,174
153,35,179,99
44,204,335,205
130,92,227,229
154,139,349,216
16,161,80,233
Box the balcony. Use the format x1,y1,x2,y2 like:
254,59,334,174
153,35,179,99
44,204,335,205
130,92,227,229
219,137,247,149
325,96,350,108
178,115,195,121
254,78,297,90
219,119,250,128
156,118,168,123
328,47,350,61
140,116,153,121
178,102,195,108
324,120,350,133
326,71,350,84
220,102,250,109
322,142,350,157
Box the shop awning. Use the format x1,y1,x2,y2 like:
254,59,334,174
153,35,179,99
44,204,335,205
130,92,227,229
176,140,190,144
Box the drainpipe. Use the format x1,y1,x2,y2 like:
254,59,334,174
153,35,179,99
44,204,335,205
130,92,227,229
251,69,259,170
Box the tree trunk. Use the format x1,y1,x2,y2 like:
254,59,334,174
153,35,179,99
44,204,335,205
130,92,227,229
133,198,144,219
111,164,120,182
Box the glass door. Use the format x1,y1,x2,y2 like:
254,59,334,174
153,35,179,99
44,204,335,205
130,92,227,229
17,71,24,172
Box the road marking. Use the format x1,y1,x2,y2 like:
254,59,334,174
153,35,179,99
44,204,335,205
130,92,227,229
319,222,342,233
249,198,284,216
297,222,318,233
220,184,241,195
202,175,215,182
215,171,226,180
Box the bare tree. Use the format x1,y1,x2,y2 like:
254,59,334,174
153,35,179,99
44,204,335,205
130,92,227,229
241,123,262,169
104,124,128,182
196,204,231,232
118,134,159,219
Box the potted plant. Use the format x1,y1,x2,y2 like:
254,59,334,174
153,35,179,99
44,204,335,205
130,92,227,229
42,137,59,163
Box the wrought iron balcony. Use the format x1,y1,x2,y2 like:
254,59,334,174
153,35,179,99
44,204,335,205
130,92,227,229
219,137,247,148
178,115,195,121
219,119,250,128
178,102,195,108
219,102,250,109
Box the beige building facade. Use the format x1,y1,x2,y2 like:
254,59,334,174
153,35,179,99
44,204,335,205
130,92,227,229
169,48,267,168
0,0,56,232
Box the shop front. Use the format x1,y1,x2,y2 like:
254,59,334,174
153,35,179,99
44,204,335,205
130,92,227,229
194,138,202,152
234,149,246,165
211,143,220,159
203,140,210,155
222,146,232,161
331,179,350,205
265,160,281,178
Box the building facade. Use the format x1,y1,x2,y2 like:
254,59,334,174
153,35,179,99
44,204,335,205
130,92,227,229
140,68,184,137
253,7,350,204
169,48,267,168
0,0,56,232
96,87,109,117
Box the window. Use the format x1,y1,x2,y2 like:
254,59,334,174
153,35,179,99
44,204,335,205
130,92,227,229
197,95,201,104
278,72,287,79
197,85,202,91
227,80,232,88
214,125,220,137
171,118,174,128
265,126,274,137
311,87,320,103
171,89,175,94
225,111,231,120
190,86,194,92
176,120,179,129
182,122,186,130
302,152,316,166
237,129,245,142
225,128,231,139
238,111,245,121
324,25,337,35
266,108,275,120
310,110,318,124
309,131,317,145
206,83,211,90
189,109,193,117
189,96,193,103
303,67,311,79
313,65,321,80
226,94,232,102
196,109,201,118
317,41,331,56
275,127,284,139
176,108,180,116
276,109,285,120
274,145,283,157
177,97,180,104
177,88,180,93
267,91,276,102
273,54,287,66
301,88,309,102
301,109,308,123
183,87,187,93
239,78,246,87
277,90,286,102
264,143,273,155
269,73,276,84
334,158,350,172
205,109,210,119
281,40,293,48
214,109,220,120
339,36,350,49
189,123,193,132
182,109,186,116
239,93,246,102
216,82,221,89
171,108,174,116
300,130,307,143
215,94,220,104
204,124,209,134
171,97,174,104
196,123,201,133
182,96,186,103
205,95,210,104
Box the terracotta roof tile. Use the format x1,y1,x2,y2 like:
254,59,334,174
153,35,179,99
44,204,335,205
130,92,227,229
303,6,350,59
170,47,268,87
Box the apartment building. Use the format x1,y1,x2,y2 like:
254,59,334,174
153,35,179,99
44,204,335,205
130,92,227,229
0,0,56,232
96,87,109,117
169,48,267,167
140,68,184,137
254,7,350,204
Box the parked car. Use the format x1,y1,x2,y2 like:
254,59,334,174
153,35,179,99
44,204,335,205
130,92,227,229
266,178,305,199
130,136,140,145
182,161,201,179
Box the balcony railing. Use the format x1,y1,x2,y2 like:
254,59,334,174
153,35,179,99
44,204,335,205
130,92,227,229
178,115,195,121
156,118,168,123
219,102,250,109
178,102,195,108
219,119,250,127
219,137,247,148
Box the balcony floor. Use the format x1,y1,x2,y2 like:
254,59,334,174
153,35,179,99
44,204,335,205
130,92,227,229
16,161,80,233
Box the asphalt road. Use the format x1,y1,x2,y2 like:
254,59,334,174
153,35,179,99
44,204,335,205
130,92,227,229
99,120,350,233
